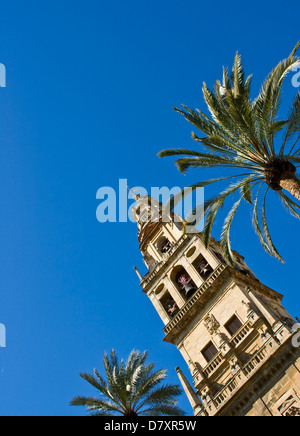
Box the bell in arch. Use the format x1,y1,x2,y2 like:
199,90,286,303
184,283,197,299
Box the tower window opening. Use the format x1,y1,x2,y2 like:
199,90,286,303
174,269,197,300
225,315,243,336
161,238,171,253
157,236,172,254
202,341,219,363
193,255,213,280
159,292,179,319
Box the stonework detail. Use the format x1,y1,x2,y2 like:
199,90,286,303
204,314,220,335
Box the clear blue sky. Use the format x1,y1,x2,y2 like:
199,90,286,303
0,0,299,416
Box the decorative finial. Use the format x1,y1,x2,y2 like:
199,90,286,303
134,266,144,282
127,186,141,201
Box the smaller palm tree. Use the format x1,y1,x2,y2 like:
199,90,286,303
70,349,185,416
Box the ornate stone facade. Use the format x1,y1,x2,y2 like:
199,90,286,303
133,196,300,416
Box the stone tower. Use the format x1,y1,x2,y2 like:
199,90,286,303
133,195,300,416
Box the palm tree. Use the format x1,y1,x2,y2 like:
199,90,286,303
159,41,300,265
70,349,185,416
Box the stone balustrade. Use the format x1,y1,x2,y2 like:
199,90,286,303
229,321,253,348
209,335,282,413
203,352,224,378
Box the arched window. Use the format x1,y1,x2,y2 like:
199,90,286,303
193,255,213,280
171,267,197,300
159,291,179,319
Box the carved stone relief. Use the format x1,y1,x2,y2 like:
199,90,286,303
204,314,220,335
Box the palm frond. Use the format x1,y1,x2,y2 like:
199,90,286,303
79,372,107,395
203,176,261,248
278,190,300,220
281,93,300,154
158,148,215,159
163,173,254,219
133,368,167,402
291,40,300,57
136,384,182,413
240,178,254,204
290,154,300,162
220,198,243,265
89,410,117,417
261,189,284,262
174,156,260,174
231,52,245,97
202,81,264,158
253,43,300,152
174,104,259,159
141,404,186,417
219,178,263,264
70,396,123,415
252,183,276,257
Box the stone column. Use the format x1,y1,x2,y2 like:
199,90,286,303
176,367,203,415
149,293,170,325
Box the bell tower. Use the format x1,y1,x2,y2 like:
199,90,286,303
133,195,300,416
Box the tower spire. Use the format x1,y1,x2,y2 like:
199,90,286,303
127,186,141,201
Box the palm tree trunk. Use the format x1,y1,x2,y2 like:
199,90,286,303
280,172,300,201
